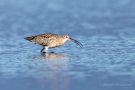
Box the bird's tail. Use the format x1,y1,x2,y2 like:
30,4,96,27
24,36,35,42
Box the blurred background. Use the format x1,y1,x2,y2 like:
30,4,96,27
0,0,135,90
0,0,135,37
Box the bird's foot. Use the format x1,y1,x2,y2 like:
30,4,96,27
42,51,54,53
42,51,47,53
50,51,54,53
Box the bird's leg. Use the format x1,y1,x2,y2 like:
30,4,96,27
41,46,48,53
45,46,48,53
41,47,45,53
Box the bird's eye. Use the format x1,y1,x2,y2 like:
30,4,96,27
63,35,69,38
67,36,70,38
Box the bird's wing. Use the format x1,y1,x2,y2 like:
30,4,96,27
32,36,50,45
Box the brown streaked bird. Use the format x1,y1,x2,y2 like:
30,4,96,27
24,33,83,53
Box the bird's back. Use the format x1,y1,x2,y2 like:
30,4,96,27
24,33,63,47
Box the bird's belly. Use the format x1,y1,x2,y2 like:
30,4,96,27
49,43,63,48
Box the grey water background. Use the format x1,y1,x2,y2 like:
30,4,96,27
0,0,135,90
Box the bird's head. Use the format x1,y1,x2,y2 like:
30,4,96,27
63,35,83,48
63,35,70,40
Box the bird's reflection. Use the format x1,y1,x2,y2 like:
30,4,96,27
31,52,70,90
32,53,70,90
38,52,68,60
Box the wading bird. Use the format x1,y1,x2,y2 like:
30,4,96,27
24,33,83,53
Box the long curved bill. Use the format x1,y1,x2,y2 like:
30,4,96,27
70,38,83,48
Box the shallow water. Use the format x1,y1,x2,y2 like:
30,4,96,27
0,0,135,90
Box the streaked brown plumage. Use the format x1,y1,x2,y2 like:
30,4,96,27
24,33,83,53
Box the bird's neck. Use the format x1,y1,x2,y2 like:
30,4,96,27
59,37,68,44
